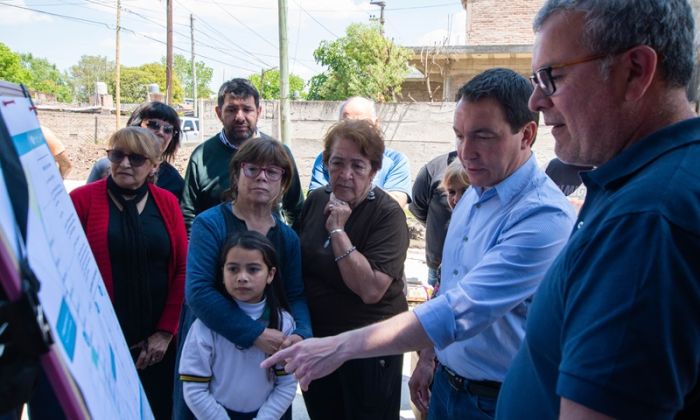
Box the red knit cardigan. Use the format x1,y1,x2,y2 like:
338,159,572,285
69,178,187,335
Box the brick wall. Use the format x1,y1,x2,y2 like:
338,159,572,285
465,0,545,45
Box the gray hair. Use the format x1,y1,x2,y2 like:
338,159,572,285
534,0,695,88
337,96,377,121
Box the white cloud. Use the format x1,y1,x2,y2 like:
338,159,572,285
0,0,52,25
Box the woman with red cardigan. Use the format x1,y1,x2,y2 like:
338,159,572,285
70,126,187,419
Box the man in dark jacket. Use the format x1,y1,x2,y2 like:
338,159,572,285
180,78,304,231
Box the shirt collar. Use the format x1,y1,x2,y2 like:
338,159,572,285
219,128,259,150
582,117,700,190
474,153,538,204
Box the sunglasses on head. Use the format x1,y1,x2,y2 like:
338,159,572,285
144,120,175,135
106,149,149,167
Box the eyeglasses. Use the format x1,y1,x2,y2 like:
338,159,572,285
241,162,285,181
144,120,175,135
530,53,608,96
106,149,149,167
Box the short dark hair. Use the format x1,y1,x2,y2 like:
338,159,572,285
218,78,261,108
126,102,181,162
226,137,294,202
322,119,385,174
456,68,539,134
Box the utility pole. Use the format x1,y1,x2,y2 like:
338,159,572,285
370,1,386,36
166,0,173,105
190,14,197,117
278,0,291,147
115,0,121,129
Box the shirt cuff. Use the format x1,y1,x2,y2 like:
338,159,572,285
413,295,456,350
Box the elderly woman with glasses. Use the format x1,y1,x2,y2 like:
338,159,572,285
70,126,187,419
173,137,311,420
87,101,185,199
297,119,409,419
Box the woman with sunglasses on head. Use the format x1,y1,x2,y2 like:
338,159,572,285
71,126,187,419
173,137,311,420
87,102,185,199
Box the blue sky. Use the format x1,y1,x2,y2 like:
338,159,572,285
0,0,467,93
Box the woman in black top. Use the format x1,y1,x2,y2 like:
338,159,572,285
71,127,187,419
86,102,185,199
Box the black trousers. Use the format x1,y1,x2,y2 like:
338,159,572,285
302,354,403,420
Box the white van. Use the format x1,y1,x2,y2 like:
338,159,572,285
181,117,200,143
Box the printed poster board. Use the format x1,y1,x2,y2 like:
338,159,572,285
0,88,153,419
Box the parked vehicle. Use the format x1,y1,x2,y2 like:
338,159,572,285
181,117,200,143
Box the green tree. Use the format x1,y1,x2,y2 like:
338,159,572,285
112,62,184,104
21,53,73,102
249,69,306,100
307,23,410,102
0,42,30,85
69,55,115,103
168,54,213,99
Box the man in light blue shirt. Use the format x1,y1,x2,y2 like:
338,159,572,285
408,68,575,419
308,96,412,207
262,69,575,419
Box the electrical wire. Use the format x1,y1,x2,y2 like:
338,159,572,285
290,0,338,38
0,2,260,74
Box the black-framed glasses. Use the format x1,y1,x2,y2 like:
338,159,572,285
241,162,285,181
530,53,608,96
106,149,149,167
144,120,175,135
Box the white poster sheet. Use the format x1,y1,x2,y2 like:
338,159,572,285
0,96,153,420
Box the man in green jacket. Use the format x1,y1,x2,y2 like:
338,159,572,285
181,78,304,231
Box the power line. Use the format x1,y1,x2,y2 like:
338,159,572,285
290,0,338,38
87,0,274,73
0,2,259,74
210,0,278,49
173,0,275,69
82,0,268,70
1,2,114,30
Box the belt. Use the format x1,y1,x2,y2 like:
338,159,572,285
441,365,501,399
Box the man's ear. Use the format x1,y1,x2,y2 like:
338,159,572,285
623,45,657,102
215,105,223,122
520,120,538,149
257,105,263,119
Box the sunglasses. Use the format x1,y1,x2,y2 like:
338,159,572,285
144,120,175,135
106,149,149,167
241,162,285,181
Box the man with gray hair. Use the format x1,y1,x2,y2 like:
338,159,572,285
498,1,700,418
308,96,412,207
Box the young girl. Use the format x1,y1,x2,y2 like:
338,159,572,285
179,231,297,420
432,160,470,296
441,159,470,209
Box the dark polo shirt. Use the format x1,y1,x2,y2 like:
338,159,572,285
498,118,700,419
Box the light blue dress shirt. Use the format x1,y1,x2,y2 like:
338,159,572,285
413,154,575,382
